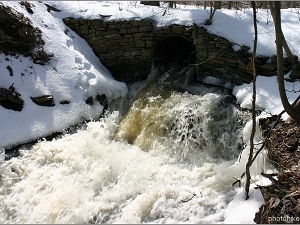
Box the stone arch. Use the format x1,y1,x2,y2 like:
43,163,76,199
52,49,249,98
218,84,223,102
153,35,196,68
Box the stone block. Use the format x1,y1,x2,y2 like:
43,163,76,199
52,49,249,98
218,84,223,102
240,45,251,52
135,40,145,48
171,25,183,34
105,39,121,46
102,30,117,36
108,24,116,29
124,51,139,57
198,27,207,35
95,30,103,35
119,28,127,35
225,57,238,64
79,26,88,35
196,51,207,58
139,26,152,32
290,69,300,80
146,40,155,48
104,33,121,39
194,37,205,45
210,58,225,65
155,29,171,36
88,28,96,34
216,43,225,49
141,49,153,58
245,62,254,72
237,59,246,69
91,19,103,26
293,62,300,70
133,20,152,26
79,19,86,25
207,51,218,59
86,33,96,39
134,33,144,38
259,63,277,71
270,55,277,64
127,27,139,34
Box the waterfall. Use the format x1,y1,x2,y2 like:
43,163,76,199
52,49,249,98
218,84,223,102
0,66,270,224
115,67,251,164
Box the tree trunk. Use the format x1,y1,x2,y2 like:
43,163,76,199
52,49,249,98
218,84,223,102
272,1,299,120
205,1,221,25
245,1,258,200
228,1,232,9
169,1,176,8
268,2,297,65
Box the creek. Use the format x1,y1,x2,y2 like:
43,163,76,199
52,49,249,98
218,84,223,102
0,66,269,223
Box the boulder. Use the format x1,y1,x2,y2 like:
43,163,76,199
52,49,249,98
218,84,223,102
0,87,24,111
31,95,55,107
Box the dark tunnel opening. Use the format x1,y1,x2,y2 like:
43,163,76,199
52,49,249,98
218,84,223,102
153,36,196,68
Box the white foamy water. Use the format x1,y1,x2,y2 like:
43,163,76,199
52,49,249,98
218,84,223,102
0,69,270,224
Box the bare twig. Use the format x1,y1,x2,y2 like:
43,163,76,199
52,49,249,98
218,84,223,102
245,1,258,200
190,46,225,66
232,177,241,187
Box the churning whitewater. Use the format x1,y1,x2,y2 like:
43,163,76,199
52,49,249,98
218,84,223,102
0,67,268,224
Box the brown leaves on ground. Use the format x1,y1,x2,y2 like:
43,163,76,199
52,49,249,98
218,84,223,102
255,118,300,223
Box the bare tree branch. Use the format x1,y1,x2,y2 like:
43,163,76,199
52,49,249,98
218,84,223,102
245,1,258,200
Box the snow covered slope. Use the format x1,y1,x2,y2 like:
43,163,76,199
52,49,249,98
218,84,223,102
0,1,127,149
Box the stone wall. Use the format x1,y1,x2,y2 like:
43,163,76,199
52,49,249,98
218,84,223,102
63,17,298,83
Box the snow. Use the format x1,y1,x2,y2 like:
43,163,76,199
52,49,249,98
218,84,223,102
233,74,300,120
0,1,128,148
224,185,265,224
1,1,300,223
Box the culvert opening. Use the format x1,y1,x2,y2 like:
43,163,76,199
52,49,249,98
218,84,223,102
154,36,196,68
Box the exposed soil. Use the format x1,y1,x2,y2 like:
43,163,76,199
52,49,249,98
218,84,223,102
0,2,52,64
254,118,300,223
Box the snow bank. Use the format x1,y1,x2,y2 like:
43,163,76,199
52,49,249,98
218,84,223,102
233,75,300,120
224,185,265,224
0,1,127,149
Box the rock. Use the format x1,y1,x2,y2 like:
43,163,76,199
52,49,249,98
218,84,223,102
60,100,70,105
85,96,93,105
259,63,277,72
96,94,108,111
44,3,61,13
290,69,300,80
6,65,13,76
0,87,24,111
31,95,55,107
240,45,250,52
293,62,300,70
20,1,34,14
271,55,277,64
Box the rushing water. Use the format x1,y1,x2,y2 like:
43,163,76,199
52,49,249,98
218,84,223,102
0,67,269,223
